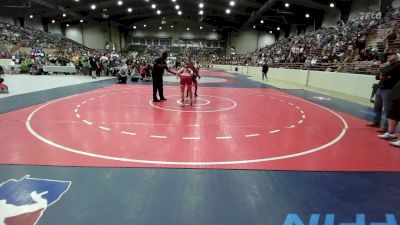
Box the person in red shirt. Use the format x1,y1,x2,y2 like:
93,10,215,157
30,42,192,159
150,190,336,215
0,78,9,94
140,63,148,80
176,65,193,107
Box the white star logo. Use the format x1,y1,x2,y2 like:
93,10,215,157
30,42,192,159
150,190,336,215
314,96,331,101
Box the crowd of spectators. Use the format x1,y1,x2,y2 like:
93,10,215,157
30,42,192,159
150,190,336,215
0,22,91,59
215,6,400,74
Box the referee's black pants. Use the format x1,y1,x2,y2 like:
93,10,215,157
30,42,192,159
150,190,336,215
152,77,164,100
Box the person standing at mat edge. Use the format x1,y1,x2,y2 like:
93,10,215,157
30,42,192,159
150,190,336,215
367,51,400,132
262,62,269,81
152,52,176,102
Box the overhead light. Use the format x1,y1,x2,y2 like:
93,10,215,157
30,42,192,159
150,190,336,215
330,3,335,8
171,25,174,28
128,7,133,12
66,24,70,27
117,0,123,6
171,0,176,2
29,15,34,19
74,0,79,2
269,31,273,34
62,13,66,17
213,29,216,32
80,19,84,23
200,26,203,29
51,20,56,23
225,9,231,14
199,2,204,8
187,27,190,31
91,4,96,10
157,10,161,14
253,25,256,28
199,10,204,15
151,4,156,9
229,1,235,6
178,11,182,15
133,25,137,29
143,24,147,27
145,0,149,2
277,27,280,30
159,26,162,30
305,13,310,18
284,2,289,7
260,20,264,24
175,5,180,9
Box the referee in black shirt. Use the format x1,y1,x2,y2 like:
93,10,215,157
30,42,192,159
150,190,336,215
152,52,176,102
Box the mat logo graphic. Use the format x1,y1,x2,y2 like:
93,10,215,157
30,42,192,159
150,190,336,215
284,214,397,225
0,175,71,225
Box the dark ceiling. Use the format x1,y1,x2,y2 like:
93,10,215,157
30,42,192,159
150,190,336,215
0,0,351,31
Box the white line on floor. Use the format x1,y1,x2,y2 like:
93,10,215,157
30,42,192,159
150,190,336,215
121,132,136,136
150,135,167,139
82,101,87,104
99,126,111,131
216,136,232,139
298,120,303,124
74,109,78,113
269,130,280,134
76,105,81,108
245,134,260,137
288,103,294,106
286,125,296,128
302,115,306,119
76,114,80,118
183,137,201,140
89,98,96,101
82,120,93,125
300,110,304,114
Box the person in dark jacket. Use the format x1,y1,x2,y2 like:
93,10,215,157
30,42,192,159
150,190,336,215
367,51,400,132
377,53,400,146
262,62,269,81
152,52,176,102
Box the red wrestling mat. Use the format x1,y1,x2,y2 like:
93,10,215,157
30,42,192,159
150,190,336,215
1,85,399,171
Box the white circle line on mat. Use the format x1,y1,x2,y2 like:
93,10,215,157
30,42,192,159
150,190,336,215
25,88,348,165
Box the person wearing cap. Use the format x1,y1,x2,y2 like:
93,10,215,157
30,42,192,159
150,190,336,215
152,52,176,102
